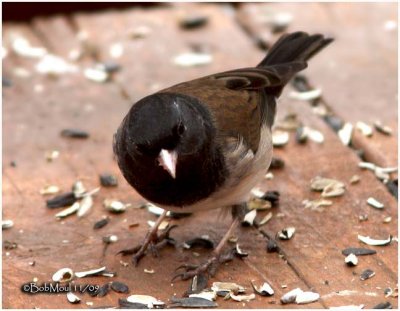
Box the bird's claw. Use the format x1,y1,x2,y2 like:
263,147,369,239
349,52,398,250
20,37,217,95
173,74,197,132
118,224,178,266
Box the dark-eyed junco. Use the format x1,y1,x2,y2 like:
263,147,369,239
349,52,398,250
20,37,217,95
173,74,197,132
114,32,332,279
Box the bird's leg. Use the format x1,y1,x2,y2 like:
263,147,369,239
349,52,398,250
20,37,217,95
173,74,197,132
173,204,246,281
118,210,169,266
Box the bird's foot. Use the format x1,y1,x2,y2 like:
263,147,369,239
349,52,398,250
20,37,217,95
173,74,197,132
172,248,236,281
118,224,177,266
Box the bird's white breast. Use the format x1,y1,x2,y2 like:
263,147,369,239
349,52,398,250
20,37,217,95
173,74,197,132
161,125,273,213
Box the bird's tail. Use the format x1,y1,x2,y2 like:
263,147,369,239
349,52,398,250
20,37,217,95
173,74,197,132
257,31,333,68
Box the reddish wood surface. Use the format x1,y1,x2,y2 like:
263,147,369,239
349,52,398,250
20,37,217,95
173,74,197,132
3,3,398,309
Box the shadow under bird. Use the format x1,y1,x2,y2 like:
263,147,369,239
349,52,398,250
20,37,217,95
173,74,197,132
113,31,332,280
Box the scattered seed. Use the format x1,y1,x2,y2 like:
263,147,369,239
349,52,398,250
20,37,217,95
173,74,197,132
173,52,212,67
277,227,295,240
358,161,376,170
146,203,168,216
373,301,392,309
55,201,80,219
259,212,273,227
67,292,81,304
46,192,77,209
304,127,325,144
171,296,217,308
276,113,302,131
289,89,321,101
126,294,165,308
103,199,127,213
359,214,368,222
95,283,110,297
383,216,392,223
99,174,118,187
2,220,14,230
374,121,392,135
385,179,398,198
183,236,214,249
342,248,376,256
127,26,151,40
272,130,289,147
367,197,384,209
94,217,109,229
345,253,358,266
266,239,278,253
338,122,353,146
230,293,256,302
103,235,118,244
45,150,59,162
242,209,257,227
211,282,245,294
356,121,373,137
384,288,393,298
295,291,320,304
262,191,280,206
52,268,74,282
302,199,333,211
28,261,35,266
36,54,78,75
100,271,116,278
358,235,392,246
321,182,346,198
84,67,109,83
311,176,345,191
39,185,60,195
72,181,86,197
360,269,375,281
252,281,274,296
179,15,208,29
4,240,17,250
60,129,89,139
109,42,124,59
248,198,271,210
12,36,47,58
147,220,169,231
75,266,106,278
144,268,154,274
265,172,274,179
189,290,217,301
77,195,93,217
374,167,390,180
110,281,129,293
295,127,308,144
281,288,303,304
234,244,248,258
270,157,285,169
187,274,209,295
350,175,360,184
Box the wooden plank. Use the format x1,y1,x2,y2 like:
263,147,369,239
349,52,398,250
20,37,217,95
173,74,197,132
3,9,318,309
71,3,394,308
3,4,397,309
237,2,398,169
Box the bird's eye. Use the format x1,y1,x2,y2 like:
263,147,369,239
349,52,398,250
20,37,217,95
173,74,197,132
175,122,185,136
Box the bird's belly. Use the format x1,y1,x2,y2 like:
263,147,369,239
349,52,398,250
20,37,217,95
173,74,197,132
159,126,273,213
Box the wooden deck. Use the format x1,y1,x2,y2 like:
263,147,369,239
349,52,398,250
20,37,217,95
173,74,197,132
2,3,398,309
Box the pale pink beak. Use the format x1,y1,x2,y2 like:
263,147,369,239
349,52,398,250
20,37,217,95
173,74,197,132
158,149,178,179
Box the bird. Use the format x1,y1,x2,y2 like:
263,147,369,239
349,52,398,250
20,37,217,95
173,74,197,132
113,31,333,280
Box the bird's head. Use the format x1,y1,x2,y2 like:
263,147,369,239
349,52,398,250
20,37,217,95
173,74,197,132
114,92,213,180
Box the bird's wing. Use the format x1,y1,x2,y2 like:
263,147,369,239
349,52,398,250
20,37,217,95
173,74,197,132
160,65,303,153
